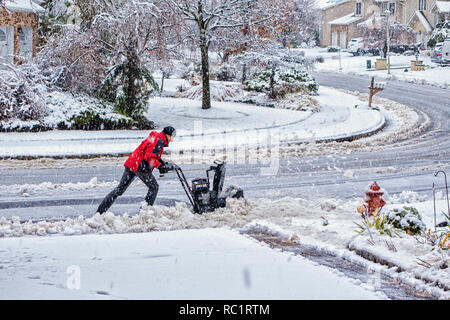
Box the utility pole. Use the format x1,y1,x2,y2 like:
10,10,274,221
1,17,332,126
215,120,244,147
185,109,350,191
384,10,391,75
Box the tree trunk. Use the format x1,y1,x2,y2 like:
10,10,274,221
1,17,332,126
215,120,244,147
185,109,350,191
160,71,165,93
269,66,276,99
200,37,211,110
126,45,139,118
241,64,247,84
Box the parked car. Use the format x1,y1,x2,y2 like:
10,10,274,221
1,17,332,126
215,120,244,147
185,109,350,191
431,42,444,63
443,40,450,63
348,38,365,56
435,39,450,63
327,46,340,52
348,38,380,56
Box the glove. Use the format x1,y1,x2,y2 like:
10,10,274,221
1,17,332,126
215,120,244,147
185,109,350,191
158,162,175,174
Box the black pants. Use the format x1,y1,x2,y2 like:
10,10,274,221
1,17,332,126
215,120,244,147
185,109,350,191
97,168,159,214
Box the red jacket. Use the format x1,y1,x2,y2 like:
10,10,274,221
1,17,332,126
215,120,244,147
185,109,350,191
124,131,168,172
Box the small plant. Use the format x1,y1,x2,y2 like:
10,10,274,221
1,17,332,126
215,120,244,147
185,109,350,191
387,206,426,235
354,213,400,238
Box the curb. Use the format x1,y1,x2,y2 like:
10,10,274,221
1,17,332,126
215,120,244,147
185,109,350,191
348,244,450,293
0,110,386,160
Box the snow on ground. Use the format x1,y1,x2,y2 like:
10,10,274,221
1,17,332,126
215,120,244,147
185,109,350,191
0,191,448,299
0,86,423,167
0,227,386,299
0,85,385,158
301,47,450,89
0,177,118,197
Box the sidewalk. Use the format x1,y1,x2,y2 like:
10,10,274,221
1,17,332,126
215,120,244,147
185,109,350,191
0,86,385,159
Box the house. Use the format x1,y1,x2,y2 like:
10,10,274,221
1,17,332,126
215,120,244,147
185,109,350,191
430,1,450,24
0,0,45,64
318,0,450,48
318,0,356,47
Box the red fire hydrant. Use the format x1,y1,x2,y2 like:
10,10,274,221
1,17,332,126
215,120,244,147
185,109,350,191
365,181,386,216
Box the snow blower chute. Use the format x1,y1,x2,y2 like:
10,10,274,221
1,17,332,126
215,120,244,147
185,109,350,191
173,160,244,214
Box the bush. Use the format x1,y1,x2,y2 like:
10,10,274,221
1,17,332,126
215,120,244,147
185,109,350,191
244,66,319,99
67,110,131,130
387,206,426,235
98,63,158,119
214,63,239,82
327,46,340,52
60,111,154,131
427,20,449,48
315,56,325,63
0,64,47,122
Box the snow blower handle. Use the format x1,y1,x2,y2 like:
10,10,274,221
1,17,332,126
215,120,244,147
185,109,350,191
159,162,179,177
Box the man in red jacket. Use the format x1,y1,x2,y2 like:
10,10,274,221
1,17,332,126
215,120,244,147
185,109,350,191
96,126,176,214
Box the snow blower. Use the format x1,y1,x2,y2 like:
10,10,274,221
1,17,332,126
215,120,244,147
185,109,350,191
173,160,244,214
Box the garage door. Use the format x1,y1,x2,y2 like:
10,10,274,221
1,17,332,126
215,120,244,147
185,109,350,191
340,31,347,49
332,32,338,47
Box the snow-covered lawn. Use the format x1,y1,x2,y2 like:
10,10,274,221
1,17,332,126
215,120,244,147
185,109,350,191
301,47,450,89
0,86,385,158
0,227,386,299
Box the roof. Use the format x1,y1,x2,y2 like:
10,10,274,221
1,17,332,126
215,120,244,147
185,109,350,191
3,0,46,14
431,1,450,13
317,0,351,10
357,13,385,29
328,13,364,25
408,10,433,32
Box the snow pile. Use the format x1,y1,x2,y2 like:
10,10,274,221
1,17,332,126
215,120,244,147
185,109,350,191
277,92,320,112
0,197,313,237
388,190,429,204
0,177,118,196
176,82,244,102
176,80,320,112
281,89,427,158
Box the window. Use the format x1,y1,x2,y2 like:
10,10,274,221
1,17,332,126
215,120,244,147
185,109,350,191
419,0,426,10
356,2,362,15
381,2,387,13
19,29,25,42
389,3,395,15
0,30,6,42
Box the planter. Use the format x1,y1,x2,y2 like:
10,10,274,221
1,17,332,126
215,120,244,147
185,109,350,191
375,58,387,70
411,60,425,71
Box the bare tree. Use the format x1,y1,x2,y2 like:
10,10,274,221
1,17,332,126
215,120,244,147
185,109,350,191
357,14,416,51
164,0,278,109
284,0,319,46
39,0,179,119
